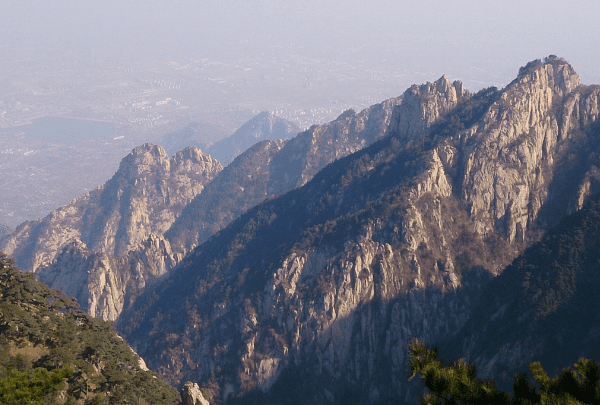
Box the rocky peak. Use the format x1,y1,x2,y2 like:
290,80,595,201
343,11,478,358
171,146,222,174
337,108,357,120
458,59,585,243
388,74,467,141
0,144,221,271
253,111,294,135
118,59,600,404
181,382,210,405
206,112,299,166
117,143,171,180
515,57,580,96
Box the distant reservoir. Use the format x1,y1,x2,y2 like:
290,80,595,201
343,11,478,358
0,117,116,145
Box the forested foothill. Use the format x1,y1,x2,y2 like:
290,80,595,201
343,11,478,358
0,252,181,404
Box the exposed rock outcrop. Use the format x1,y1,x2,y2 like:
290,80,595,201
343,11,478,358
118,59,600,404
37,232,182,321
460,61,582,243
0,144,221,272
181,382,210,405
387,75,466,141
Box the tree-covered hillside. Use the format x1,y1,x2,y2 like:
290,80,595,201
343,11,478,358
443,191,600,388
0,252,181,404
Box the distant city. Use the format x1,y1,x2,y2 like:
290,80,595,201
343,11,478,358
0,42,517,229
0,47,408,135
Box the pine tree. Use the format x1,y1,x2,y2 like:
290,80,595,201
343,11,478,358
408,339,600,404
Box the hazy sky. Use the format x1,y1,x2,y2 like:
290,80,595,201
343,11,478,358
1,1,600,86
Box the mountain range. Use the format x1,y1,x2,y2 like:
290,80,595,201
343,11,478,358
2,56,600,404
0,98,400,322
118,58,600,404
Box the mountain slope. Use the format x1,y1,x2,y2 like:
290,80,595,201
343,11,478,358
0,144,222,272
165,139,288,252
166,97,401,252
442,191,600,388
266,98,401,195
19,96,400,323
0,253,181,404
159,121,229,157
37,233,182,321
117,58,600,404
206,111,299,166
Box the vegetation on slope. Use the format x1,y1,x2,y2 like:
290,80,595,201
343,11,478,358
409,339,600,405
0,366,72,405
117,80,514,398
0,252,181,404
443,191,600,386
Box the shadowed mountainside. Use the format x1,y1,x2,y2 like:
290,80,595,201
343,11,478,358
441,191,600,390
118,58,600,404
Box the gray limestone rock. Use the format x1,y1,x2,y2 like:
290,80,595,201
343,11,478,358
0,144,221,272
119,59,600,404
37,232,182,321
181,382,210,405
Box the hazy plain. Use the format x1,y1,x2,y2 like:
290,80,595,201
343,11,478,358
1,0,599,229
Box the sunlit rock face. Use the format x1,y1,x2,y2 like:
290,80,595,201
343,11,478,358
3,94,401,324
37,232,182,321
0,144,222,273
181,381,210,405
118,59,600,404
387,74,467,142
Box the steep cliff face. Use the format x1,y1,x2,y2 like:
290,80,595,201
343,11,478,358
37,232,182,321
118,59,600,404
7,97,401,324
442,192,600,390
267,97,401,195
0,144,222,272
459,62,583,243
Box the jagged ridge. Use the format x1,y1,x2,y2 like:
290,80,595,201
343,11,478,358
0,144,222,272
118,58,600,404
